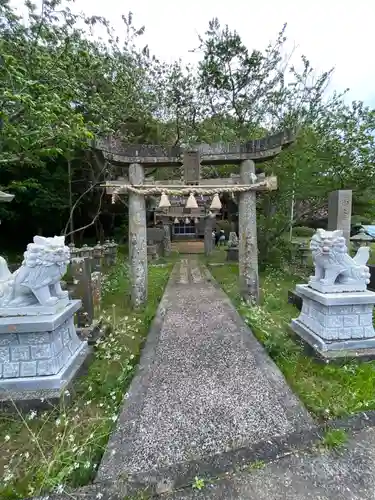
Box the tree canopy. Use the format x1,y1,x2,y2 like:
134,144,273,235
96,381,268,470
1,0,374,260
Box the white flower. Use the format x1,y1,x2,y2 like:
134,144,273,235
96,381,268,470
28,409,37,420
4,435,10,442
56,484,64,494
55,418,61,426
111,415,118,422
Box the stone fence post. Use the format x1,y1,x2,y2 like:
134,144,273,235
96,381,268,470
111,240,118,265
69,257,94,328
92,242,103,272
103,240,112,268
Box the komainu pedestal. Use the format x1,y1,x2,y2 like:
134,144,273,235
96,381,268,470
0,236,90,406
291,229,375,360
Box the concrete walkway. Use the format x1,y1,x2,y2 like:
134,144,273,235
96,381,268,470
97,258,313,490
167,427,375,499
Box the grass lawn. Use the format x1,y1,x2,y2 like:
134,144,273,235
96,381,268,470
0,259,172,499
207,251,375,421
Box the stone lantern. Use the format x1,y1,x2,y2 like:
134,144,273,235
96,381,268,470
350,228,375,251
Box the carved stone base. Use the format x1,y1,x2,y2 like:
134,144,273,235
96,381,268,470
0,300,90,397
308,281,368,293
0,297,70,317
291,285,375,359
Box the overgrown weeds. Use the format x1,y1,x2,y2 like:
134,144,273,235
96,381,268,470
0,260,172,499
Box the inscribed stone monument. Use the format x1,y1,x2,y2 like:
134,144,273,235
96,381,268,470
328,190,352,247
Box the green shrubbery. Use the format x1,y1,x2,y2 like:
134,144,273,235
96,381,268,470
292,226,315,238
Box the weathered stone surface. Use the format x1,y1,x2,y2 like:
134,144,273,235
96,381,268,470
328,190,352,247
97,258,312,485
69,257,94,328
162,223,172,257
91,271,101,309
183,150,201,183
92,242,103,272
129,163,147,307
227,231,239,248
93,130,295,166
239,160,259,303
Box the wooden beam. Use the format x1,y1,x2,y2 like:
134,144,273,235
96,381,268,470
93,129,295,166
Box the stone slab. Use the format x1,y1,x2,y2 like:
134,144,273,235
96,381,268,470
0,297,70,317
296,284,375,306
291,319,375,360
309,281,368,293
0,299,81,333
97,258,313,485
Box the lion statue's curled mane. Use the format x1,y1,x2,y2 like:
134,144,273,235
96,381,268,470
0,235,70,307
309,228,370,287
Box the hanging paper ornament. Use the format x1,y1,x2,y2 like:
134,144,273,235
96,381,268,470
194,217,199,223
185,217,190,224
185,192,198,209
174,217,179,224
210,193,222,210
111,189,119,205
158,191,171,208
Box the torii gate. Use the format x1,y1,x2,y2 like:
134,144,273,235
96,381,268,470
94,130,296,307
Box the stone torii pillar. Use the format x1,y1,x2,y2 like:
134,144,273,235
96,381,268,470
128,163,147,307
239,160,259,304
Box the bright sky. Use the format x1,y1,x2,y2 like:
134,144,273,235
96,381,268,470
11,0,375,106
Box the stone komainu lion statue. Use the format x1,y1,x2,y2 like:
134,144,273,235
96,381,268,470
309,228,371,287
0,235,70,307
